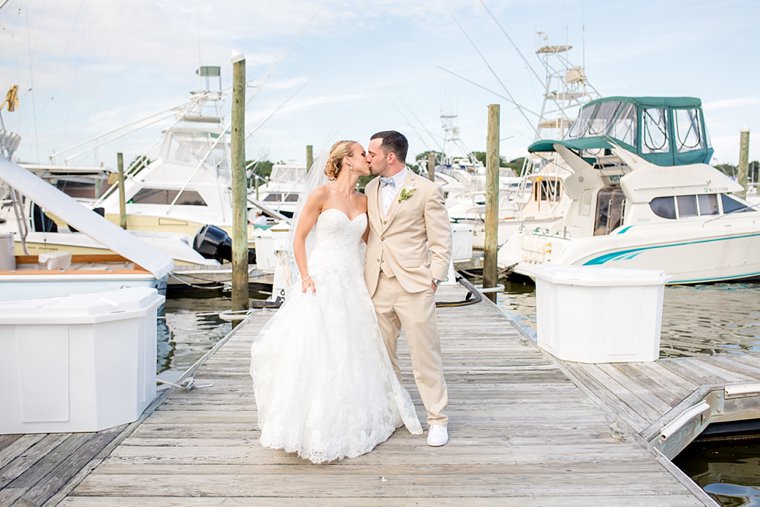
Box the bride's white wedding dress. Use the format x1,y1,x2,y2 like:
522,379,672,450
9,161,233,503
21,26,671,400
250,208,422,464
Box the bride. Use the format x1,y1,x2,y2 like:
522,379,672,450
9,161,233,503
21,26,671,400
250,140,422,464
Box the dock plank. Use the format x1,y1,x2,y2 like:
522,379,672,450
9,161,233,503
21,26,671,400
55,285,714,505
10,284,759,504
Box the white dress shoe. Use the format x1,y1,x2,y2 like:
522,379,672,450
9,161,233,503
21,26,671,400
427,424,448,446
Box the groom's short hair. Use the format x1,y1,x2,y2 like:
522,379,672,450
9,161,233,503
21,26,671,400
371,130,408,163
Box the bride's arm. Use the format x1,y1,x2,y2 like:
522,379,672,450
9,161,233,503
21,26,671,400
293,189,325,292
360,194,369,243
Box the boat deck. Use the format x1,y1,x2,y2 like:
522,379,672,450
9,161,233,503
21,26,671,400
3,284,760,505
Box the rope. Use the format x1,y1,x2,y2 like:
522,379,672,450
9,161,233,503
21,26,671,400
435,275,483,307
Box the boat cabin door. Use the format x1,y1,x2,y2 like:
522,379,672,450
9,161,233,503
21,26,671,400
593,188,625,236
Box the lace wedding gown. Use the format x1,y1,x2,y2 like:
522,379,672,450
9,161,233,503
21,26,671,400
250,208,422,464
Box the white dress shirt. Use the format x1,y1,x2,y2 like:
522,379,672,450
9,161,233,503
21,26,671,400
381,167,408,215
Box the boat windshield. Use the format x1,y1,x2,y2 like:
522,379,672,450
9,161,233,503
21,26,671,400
270,165,307,184
608,103,636,146
568,100,635,146
674,108,704,153
567,103,596,138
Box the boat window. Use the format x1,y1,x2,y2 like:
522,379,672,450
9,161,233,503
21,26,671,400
263,193,281,202
130,188,207,206
721,194,752,214
587,101,621,136
642,107,670,153
697,194,719,215
674,108,703,153
594,188,625,235
568,103,596,138
677,195,698,218
650,196,676,219
533,179,563,203
284,193,300,202
609,103,636,146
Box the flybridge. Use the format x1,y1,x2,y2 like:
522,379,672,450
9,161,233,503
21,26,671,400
528,96,714,167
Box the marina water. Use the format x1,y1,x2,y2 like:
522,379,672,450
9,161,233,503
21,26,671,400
160,281,760,506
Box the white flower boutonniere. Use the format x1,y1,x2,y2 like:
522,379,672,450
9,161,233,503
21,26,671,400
398,187,416,203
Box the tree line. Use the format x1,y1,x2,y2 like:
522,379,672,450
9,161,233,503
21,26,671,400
245,152,527,189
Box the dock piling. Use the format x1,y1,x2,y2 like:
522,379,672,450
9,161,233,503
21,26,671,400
231,51,248,314
483,104,500,302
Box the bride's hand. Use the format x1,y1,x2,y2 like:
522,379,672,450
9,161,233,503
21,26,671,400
301,275,316,293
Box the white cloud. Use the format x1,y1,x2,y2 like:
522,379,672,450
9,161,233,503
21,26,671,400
2,0,759,167
704,98,760,111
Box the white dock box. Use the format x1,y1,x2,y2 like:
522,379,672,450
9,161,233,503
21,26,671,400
0,287,164,434
530,266,667,363
450,222,474,262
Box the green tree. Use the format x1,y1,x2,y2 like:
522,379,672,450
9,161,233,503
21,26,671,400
503,157,525,173
470,151,519,169
415,150,444,166
246,159,274,188
749,160,759,183
471,151,486,166
715,163,737,178
127,155,151,175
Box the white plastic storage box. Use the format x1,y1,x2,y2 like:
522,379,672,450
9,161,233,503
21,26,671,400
0,287,164,434
529,266,667,363
252,222,291,272
0,232,14,270
450,222,474,262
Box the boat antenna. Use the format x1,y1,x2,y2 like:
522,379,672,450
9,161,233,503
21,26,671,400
396,99,444,152
245,14,314,109
449,17,537,131
245,77,312,140
582,23,586,72
477,0,544,87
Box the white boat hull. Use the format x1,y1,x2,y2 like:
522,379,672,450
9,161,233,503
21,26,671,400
504,218,760,284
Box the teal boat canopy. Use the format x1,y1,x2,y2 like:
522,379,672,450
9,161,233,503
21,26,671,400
529,96,714,166
529,137,613,154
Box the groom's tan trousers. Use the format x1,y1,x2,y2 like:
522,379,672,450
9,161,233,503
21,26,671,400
373,272,448,426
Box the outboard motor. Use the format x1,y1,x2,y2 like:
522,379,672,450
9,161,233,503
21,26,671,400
193,224,232,263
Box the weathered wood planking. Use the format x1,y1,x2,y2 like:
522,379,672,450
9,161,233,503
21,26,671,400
56,285,714,506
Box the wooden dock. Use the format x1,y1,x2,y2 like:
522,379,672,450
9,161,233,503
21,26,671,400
3,283,760,505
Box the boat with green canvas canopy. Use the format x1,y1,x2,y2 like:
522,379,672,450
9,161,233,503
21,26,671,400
499,95,760,284
527,96,713,167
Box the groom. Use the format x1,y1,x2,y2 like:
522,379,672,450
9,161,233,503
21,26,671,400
364,130,453,447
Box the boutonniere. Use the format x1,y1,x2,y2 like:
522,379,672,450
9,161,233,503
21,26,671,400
398,187,416,203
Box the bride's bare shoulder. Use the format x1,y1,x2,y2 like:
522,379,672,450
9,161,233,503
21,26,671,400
308,184,332,199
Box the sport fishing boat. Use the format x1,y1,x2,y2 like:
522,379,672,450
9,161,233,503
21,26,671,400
499,96,760,284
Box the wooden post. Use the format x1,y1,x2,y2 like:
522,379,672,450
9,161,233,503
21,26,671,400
254,167,260,201
427,152,436,182
483,104,500,302
231,52,249,314
306,145,314,170
738,128,750,198
117,153,127,229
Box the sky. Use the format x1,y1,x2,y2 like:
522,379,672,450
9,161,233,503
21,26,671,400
1,0,759,170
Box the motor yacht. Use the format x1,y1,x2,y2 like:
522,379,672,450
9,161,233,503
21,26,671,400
499,96,760,284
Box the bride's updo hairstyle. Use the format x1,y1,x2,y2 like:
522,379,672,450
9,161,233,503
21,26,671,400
325,140,356,180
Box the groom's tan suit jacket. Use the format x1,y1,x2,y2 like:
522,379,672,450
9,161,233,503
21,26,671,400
364,171,452,296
